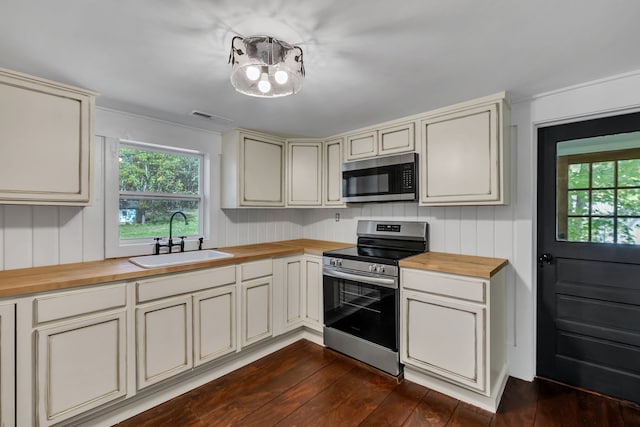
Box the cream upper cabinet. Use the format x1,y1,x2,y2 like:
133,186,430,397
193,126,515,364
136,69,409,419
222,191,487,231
221,129,286,208
287,140,322,206
419,93,510,206
33,284,127,426
323,138,345,206
379,122,415,156
344,121,415,161
345,130,377,160
0,68,95,206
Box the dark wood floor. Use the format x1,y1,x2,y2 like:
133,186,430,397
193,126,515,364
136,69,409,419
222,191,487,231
117,340,640,426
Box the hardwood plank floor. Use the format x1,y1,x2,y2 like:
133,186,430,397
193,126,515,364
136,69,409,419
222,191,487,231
116,340,640,426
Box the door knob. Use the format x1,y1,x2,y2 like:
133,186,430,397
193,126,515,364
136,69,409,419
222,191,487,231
538,253,553,266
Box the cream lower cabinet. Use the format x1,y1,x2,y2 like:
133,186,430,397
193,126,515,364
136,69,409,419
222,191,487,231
273,254,323,335
239,259,273,348
193,285,236,367
135,265,237,389
303,255,323,332
33,284,127,427
136,296,193,389
419,93,509,206
400,267,507,412
0,303,14,427
273,256,304,335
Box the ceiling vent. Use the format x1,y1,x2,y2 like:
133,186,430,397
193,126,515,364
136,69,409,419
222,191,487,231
190,110,234,125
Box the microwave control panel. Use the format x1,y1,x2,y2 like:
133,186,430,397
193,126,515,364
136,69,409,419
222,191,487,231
402,166,414,190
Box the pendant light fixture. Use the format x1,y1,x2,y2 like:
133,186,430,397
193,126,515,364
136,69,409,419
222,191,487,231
228,35,305,98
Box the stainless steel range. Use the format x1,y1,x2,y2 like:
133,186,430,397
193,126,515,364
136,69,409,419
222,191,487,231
322,220,429,376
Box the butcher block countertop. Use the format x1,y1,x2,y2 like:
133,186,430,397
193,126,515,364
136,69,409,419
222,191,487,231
399,251,508,279
0,239,352,298
0,240,508,298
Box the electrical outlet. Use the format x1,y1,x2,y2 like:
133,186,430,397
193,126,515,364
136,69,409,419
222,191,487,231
335,213,340,222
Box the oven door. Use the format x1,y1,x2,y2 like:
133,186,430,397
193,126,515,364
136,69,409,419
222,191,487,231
323,268,398,351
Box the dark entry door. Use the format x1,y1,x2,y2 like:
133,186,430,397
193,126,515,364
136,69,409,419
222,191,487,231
537,112,640,404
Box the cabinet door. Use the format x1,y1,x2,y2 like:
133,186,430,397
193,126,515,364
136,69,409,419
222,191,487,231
420,101,504,205
193,285,237,367
0,69,93,205
401,290,486,393
287,141,322,206
323,138,345,206
304,256,323,331
241,135,285,206
0,304,14,427
284,257,303,329
241,277,272,347
345,131,377,160
136,296,193,389
379,122,415,155
36,310,127,426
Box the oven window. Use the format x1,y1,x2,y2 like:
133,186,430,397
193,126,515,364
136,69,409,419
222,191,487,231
323,275,398,351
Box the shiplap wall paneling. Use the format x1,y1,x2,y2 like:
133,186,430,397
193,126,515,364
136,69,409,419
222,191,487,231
3,205,33,270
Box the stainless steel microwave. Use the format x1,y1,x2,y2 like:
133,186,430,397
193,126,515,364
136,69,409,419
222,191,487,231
342,153,418,203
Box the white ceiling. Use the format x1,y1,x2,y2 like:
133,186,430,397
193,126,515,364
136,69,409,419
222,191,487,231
2,0,640,138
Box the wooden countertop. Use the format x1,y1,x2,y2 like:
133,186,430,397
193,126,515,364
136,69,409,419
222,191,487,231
399,251,508,279
0,239,353,298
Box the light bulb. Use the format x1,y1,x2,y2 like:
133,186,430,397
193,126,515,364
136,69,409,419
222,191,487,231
274,70,288,84
245,66,260,81
258,78,271,93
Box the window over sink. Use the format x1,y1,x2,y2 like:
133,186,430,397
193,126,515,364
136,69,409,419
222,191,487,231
105,138,211,258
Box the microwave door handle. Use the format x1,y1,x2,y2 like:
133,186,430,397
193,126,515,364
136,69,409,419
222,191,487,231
323,269,397,289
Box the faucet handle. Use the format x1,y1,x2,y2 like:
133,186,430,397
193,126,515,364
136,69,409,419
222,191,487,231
198,237,204,250
154,237,163,242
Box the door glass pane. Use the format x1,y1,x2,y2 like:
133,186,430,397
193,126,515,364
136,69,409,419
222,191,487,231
568,190,589,215
618,189,640,216
618,159,640,187
617,218,640,244
568,163,590,189
557,131,640,244
592,161,614,188
591,218,614,243
567,217,589,242
591,190,615,216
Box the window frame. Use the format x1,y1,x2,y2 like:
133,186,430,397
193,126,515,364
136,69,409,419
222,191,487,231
105,137,211,258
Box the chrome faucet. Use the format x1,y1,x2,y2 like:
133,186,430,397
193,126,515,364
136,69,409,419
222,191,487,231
168,211,188,253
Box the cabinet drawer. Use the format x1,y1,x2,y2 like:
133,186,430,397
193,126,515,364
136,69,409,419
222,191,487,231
137,266,236,303
34,282,126,324
240,259,273,281
402,268,485,303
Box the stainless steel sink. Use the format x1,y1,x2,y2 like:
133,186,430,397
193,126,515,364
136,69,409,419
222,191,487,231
129,250,234,268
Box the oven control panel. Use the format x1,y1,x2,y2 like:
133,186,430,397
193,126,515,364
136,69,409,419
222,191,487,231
376,224,401,232
369,264,385,273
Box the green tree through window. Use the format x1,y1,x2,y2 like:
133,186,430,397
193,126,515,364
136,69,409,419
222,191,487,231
118,144,203,239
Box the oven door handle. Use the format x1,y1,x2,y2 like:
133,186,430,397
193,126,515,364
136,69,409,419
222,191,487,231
323,269,398,289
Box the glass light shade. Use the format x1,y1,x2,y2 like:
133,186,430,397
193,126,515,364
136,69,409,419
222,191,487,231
229,36,304,98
